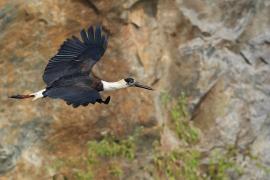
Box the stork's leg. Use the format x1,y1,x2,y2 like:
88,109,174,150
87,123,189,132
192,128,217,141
97,96,111,104
104,96,111,104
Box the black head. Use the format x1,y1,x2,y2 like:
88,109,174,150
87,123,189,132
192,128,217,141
124,77,153,90
124,77,135,85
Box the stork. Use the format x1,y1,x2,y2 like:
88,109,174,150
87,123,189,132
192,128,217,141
10,25,153,108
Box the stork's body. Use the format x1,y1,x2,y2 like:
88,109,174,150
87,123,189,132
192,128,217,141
10,25,153,107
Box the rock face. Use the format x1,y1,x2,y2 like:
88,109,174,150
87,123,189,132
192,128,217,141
0,0,270,179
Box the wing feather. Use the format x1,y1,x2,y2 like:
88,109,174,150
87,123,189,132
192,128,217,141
45,86,101,107
80,29,88,43
43,25,108,85
44,75,102,107
88,26,95,42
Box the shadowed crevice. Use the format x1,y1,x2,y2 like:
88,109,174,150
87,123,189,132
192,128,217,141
130,0,158,18
75,0,100,15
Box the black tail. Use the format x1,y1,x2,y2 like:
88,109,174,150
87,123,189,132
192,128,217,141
9,94,34,99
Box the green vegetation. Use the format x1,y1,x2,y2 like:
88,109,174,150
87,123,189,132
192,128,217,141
76,169,94,180
75,92,244,180
52,91,268,180
109,163,124,177
76,129,140,179
170,92,199,144
152,144,243,180
49,159,65,173
208,148,243,180
161,91,199,144
160,91,171,105
255,162,270,174
153,143,201,180
157,91,243,180
87,135,136,161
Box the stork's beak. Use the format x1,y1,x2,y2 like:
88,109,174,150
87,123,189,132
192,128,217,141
134,82,154,90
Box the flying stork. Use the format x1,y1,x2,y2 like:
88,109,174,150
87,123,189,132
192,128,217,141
10,25,153,108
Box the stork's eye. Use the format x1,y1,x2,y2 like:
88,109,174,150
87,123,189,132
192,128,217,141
124,78,135,85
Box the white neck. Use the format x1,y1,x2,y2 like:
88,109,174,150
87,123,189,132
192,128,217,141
101,79,128,91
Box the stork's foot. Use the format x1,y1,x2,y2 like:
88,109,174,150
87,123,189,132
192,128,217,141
97,96,110,104
104,96,110,104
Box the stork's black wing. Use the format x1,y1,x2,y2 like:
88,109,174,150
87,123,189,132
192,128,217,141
44,74,102,107
43,25,108,86
45,86,101,107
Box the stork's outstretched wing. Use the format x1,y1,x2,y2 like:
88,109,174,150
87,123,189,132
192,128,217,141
44,74,102,107
43,25,108,85
45,86,101,108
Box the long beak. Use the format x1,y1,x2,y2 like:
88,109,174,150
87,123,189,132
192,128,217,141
134,82,154,90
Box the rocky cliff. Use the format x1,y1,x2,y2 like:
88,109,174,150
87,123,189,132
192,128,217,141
0,0,270,179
